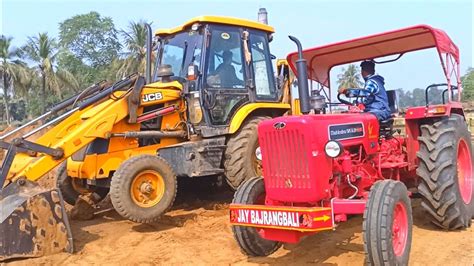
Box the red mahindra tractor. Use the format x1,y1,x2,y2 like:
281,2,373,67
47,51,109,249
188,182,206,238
229,25,473,265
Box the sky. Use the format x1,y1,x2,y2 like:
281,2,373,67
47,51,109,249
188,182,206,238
1,0,473,92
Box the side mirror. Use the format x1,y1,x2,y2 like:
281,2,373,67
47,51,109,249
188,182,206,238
187,64,199,81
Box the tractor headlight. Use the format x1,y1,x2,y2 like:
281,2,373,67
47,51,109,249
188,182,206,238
255,146,262,161
325,141,343,158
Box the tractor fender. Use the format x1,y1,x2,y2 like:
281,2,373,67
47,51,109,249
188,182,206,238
405,103,465,121
404,103,467,171
228,103,290,134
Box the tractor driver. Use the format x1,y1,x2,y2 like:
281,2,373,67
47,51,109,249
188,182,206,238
338,60,391,121
211,50,243,88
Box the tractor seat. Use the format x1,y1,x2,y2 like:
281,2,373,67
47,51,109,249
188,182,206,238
379,117,394,139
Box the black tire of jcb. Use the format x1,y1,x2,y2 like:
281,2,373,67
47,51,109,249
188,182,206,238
224,116,270,190
110,155,177,223
232,176,282,256
416,114,474,229
363,180,413,266
57,164,109,206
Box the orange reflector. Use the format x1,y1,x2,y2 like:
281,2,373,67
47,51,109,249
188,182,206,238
427,106,447,114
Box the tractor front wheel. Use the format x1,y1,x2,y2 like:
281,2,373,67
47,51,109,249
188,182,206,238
57,164,109,206
225,116,270,190
417,114,474,229
363,180,413,266
110,155,177,223
232,176,282,256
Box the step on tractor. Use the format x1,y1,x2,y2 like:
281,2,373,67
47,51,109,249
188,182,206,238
230,25,474,265
0,12,299,260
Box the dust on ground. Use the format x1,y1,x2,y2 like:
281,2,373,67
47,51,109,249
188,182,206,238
6,179,473,266
1,126,473,265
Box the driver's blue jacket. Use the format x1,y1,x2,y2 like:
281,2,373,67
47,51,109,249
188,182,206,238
350,74,391,121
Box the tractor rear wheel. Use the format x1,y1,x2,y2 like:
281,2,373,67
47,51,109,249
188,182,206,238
232,176,282,256
417,114,474,229
363,180,413,266
225,116,270,190
57,164,109,206
110,155,177,223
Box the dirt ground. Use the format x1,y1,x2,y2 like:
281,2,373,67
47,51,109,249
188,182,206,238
2,126,473,265
5,181,473,266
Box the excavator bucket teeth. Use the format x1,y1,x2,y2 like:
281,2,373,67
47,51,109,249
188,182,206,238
0,181,73,261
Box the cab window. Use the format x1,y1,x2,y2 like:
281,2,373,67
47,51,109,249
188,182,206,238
249,32,276,99
205,26,245,89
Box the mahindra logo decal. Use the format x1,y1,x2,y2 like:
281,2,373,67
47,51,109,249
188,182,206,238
273,122,286,130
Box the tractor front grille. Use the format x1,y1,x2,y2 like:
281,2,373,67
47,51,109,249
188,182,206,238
260,128,311,191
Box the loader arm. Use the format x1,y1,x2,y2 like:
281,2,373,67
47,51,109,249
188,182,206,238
5,95,130,184
0,76,145,261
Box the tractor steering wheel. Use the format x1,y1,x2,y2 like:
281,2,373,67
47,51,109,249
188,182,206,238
337,88,375,106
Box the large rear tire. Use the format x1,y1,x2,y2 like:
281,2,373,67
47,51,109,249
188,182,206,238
232,176,282,256
57,164,109,206
224,116,270,190
110,155,177,223
363,180,413,266
417,114,474,229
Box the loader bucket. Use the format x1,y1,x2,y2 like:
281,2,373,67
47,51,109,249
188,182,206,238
0,180,73,261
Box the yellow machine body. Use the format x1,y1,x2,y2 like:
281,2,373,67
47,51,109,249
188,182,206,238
0,15,296,261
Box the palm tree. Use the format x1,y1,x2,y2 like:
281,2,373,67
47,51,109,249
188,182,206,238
23,33,78,113
13,67,38,119
0,35,27,125
117,21,151,78
337,64,363,90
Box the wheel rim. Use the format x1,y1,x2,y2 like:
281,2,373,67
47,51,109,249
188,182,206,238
392,202,408,257
457,139,473,204
253,145,263,176
130,170,165,208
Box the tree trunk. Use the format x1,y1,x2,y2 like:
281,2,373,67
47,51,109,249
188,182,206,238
2,72,11,125
41,71,46,114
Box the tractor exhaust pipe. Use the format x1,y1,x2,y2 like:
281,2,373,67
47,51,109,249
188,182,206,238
145,23,153,84
288,36,311,114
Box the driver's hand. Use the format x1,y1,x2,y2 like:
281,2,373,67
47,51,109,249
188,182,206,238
338,87,347,94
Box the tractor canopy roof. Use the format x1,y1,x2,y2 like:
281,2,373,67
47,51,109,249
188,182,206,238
287,24,460,88
155,16,274,36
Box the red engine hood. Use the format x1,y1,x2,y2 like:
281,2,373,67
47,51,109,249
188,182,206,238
258,113,379,203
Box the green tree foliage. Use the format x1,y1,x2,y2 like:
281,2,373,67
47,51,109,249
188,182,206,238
23,33,78,113
461,67,474,101
117,20,150,79
58,12,122,89
396,86,444,110
0,35,28,124
337,64,363,90
59,12,121,68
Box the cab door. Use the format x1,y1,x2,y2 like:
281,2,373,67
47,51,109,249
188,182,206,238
247,30,279,102
202,25,250,126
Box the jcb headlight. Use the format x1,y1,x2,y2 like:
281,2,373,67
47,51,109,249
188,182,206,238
325,141,343,158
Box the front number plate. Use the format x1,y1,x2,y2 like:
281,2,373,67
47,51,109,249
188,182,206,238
229,204,334,232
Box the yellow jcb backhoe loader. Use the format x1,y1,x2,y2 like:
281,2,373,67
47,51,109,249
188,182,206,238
0,14,299,260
